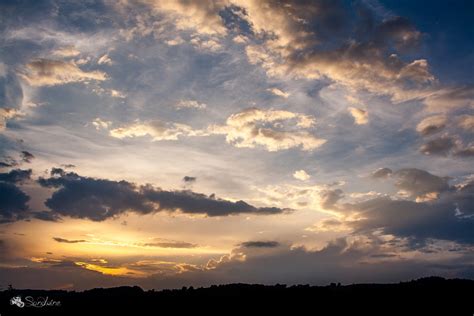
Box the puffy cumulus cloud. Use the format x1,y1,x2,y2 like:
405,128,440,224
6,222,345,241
457,115,474,132
189,36,223,52
19,59,107,86
97,54,113,65
92,118,112,130
209,108,325,152
37,168,288,221
293,170,310,181
235,1,436,102
267,88,290,98
253,181,348,213
416,115,447,136
175,99,207,110
231,0,320,53
393,168,450,200
109,120,207,141
348,107,368,125
370,167,450,201
140,0,228,36
51,46,81,57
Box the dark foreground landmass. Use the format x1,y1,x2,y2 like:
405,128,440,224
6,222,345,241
1,277,473,315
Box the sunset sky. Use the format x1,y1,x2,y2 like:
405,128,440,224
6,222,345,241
0,0,473,290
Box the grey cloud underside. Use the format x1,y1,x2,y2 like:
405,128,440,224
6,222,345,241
340,168,474,245
393,168,450,198
0,181,30,223
37,169,288,221
0,169,32,223
0,168,31,183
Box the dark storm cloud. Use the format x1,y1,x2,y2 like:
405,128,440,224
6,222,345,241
240,241,280,248
38,169,288,221
142,189,285,217
53,237,87,244
0,168,31,183
38,170,154,221
0,181,30,223
31,210,61,222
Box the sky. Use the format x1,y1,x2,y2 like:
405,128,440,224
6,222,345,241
0,0,473,290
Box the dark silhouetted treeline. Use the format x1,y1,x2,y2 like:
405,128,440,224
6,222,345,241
1,277,473,315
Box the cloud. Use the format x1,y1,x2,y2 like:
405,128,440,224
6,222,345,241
293,170,310,181
423,86,474,112
0,169,31,183
141,239,197,248
209,108,325,152
0,69,23,131
393,168,450,200
416,115,447,136
326,169,474,245
268,88,290,98
53,237,87,244
457,115,474,132
0,182,30,223
348,191,474,245
419,136,457,156
235,1,436,103
52,46,81,57
240,241,280,248
183,176,196,183
141,0,228,36
37,169,288,221
31,210,61,222
319,189,344,210
348,107,368,125
97,54,113,65
371,168,393,179
175,100,207,110
110,120,206,141
19,59,107,86
0,108,22,131
21,151,35,163
92,118,112,130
